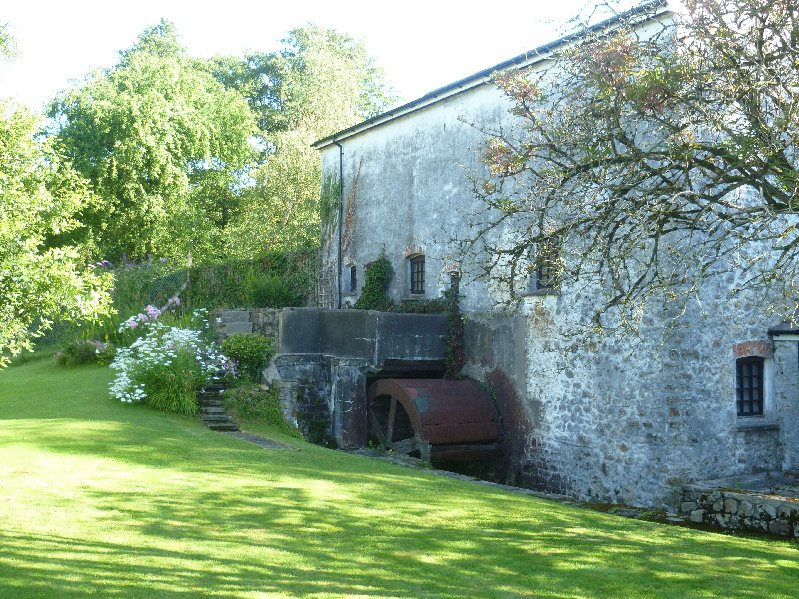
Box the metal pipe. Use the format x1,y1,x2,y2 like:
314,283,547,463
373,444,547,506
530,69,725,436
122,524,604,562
334,140,344,309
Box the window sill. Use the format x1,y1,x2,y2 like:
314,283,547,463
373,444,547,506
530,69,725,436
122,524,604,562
736,419,779,432
401,294,427,302
522,288,560,297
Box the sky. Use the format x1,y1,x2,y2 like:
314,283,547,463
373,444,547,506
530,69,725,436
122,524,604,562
0,0,633,113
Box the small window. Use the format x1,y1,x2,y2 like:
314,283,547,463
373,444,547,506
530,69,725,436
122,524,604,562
535,236,561,290
449,272,461,295
410,255,425,295
349,265,357,292
736,357,764,417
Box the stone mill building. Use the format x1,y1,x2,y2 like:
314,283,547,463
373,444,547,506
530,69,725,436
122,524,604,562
293,0,799,510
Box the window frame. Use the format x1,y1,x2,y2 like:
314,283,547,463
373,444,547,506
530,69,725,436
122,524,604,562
409,255,425,295
736,356,765,417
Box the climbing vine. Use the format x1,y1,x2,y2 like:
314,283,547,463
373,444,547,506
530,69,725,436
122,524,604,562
442,287,465,379
353,250,395,311
319,173,340,229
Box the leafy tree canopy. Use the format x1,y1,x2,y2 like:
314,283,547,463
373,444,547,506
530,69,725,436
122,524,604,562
209,24,394,138
472,0,799,330
49,20,257,264
0,102,112,365
213,25,395,256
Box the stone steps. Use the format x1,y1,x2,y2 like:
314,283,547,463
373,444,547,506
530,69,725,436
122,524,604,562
197,382,239,432
216,309,253,337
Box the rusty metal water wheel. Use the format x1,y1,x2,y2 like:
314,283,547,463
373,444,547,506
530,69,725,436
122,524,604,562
366,378,502,463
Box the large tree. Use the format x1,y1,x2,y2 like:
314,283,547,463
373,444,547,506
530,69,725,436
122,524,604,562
214,25,394,256
49,20,257,264
471,0,799,330
1,29,110,364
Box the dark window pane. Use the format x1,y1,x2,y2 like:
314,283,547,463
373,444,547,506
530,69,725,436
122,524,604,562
736,357,764,417
349,265,357,292
410,256,425,294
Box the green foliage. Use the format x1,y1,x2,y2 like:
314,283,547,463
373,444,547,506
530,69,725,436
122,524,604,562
248,276,304,308
395,298,449,313
319,173,340,229
442,288,466,379
222,383,301,438
0,23,17,58
212,25,393,138
55,340,101,367
218,25,394,257
183,251,314,309
0,101,112,367
354,252,395,311
133,349,204,416
221,334,275,383
49,20,257,264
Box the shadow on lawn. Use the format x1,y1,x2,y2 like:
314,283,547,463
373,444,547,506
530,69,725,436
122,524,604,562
1,453,798,598
2,363,797,597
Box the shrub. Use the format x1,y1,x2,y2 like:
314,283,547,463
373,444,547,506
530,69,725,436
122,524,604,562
221,334,275,383
56,339,112,367
222,383,302,438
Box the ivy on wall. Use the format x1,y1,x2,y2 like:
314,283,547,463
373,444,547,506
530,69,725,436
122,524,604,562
353,250,395,311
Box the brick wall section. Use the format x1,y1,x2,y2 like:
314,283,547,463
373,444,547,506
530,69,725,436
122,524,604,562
732,340,772,358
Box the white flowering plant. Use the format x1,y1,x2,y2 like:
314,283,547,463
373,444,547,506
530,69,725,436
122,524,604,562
109,310,231,415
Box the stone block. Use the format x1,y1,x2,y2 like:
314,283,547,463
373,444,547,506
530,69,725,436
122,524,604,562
739,500,754,517
680,501,697,513
689,509,704,523
714,514,728,527
762,504,778,519
768,519,791,536
712,499,724,512
723,498,738,514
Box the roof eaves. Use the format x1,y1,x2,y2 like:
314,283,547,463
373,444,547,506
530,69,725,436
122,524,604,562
312,0,670,151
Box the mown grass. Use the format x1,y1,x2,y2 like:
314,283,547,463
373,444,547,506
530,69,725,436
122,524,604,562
0,359,797,598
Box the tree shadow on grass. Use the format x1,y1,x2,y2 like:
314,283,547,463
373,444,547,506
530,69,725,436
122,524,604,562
2,459,797,598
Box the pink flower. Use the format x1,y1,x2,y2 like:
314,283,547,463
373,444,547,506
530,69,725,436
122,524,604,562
129,321,139,330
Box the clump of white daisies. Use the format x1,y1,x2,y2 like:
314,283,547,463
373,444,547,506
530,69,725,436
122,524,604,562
109,309,232,415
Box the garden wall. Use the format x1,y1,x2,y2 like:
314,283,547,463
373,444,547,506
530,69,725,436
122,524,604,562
681,480,799,538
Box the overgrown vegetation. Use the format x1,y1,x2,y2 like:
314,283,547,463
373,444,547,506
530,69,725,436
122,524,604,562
55,340,114,368
183,252,314,309
221,334,275,383
222,383,302,438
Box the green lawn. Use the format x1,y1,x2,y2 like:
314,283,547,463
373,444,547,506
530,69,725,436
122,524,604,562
0,360,797,598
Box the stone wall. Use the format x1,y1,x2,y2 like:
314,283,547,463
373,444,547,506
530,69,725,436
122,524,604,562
682,481,799,538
